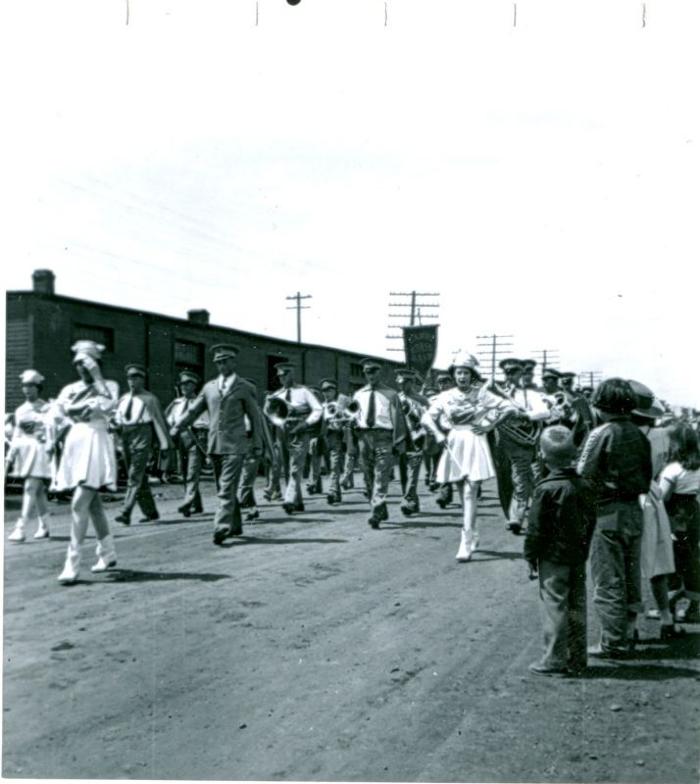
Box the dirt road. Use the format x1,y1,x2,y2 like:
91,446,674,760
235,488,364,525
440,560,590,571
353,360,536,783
3,478,699,781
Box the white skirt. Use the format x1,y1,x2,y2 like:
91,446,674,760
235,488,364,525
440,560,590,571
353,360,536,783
8,435,52,480
436,425,496,484
52,421,118,492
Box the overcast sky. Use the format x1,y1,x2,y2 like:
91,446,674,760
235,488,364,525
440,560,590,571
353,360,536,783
2,0,698,406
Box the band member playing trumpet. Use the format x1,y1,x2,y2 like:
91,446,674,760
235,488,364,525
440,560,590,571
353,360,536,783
319,378,354,505
165,370,209,517
353,358,408,529
265,363,322,515
421,351,516,561
395,368,429,516
560,372,595,446
495,358,550,535
540,368,575,427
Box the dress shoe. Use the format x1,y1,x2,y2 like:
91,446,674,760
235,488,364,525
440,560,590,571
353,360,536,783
91,556,117,573
341,477,354,490
213,527,229,545
282,502,295,516
114,513,131,526
294,502,305,513
138,512,160,523
327,493,340,506
587,644,626,660
178,504,192,518
507,522,523,535
529,663,569,677
367,514,381,530
660,624,686,641
245,509,260,521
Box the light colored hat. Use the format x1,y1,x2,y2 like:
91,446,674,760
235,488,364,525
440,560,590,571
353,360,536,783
19,369,44,385
71,340,105,363
450,351,480,371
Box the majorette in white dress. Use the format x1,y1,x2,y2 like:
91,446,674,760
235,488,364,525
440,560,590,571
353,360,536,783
7,400,53,480
51,379,120,492
425,383,514,483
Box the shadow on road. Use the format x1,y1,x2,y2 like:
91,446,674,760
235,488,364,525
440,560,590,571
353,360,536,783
104,569,231,583
581,662,699,680
219,535,349,548
629,633,700,661
469,549,524,561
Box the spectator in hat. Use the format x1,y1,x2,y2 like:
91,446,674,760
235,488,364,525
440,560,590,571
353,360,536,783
264,363,322,515
395,368,430,516
628,380,680,639
577,378,652,657
525,426,596,676
113,364,173,526
52,341,121,583
171,344,265,545
352,358,408,528
6,370,54,543
165,370,209,518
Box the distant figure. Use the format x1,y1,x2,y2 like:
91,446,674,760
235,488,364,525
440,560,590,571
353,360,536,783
525,426,596,677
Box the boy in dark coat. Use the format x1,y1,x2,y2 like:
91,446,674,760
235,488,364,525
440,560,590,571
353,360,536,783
525,426,596,676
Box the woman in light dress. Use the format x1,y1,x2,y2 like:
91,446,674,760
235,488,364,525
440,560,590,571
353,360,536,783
422,351,516,561
52,341,120,584
6,370,54,542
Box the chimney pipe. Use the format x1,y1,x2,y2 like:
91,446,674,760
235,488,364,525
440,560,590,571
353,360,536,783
32,269,55,295
187,309,210,325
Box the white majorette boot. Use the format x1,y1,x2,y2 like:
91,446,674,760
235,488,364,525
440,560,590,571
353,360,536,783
58,545,81,584
8,520,26,543
456,530,472,562
91,535,117,573
34,516,50,539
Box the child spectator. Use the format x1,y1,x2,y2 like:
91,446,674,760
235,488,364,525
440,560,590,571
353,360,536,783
659,423,700,624
525,426,596,676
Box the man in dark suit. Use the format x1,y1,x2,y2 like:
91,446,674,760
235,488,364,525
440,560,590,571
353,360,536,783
170,344,264,545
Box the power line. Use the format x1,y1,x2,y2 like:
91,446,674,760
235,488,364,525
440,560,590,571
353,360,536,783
386,291,440,357
475,334,514,382
285,292,312,343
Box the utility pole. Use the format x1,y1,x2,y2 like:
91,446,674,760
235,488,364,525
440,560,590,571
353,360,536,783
476,334,514,382
386,291,440,355
530,348,560,371
578,371,603,389
286,292,312,343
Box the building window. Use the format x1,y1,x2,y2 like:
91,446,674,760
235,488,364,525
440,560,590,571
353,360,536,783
72,323,114,352
350,362,364,377
174,339,204,367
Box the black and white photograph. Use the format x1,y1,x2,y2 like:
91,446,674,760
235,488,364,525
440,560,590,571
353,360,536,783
2,1,699,782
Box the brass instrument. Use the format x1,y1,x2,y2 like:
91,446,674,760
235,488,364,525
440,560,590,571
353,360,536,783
325,398,360,428
263,395,311,430
400,395,428,447
486,380,541,447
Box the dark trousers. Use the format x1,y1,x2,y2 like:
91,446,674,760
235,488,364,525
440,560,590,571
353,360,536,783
121,424,158,519
399,447,423,511
179,429,207,512
537,560,587,672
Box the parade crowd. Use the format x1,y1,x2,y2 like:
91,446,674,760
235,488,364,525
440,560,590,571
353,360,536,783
5,339,700,676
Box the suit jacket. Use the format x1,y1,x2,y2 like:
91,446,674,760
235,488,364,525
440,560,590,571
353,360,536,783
176,376,263,456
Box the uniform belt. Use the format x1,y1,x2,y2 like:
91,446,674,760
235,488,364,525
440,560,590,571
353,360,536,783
360,427,392,432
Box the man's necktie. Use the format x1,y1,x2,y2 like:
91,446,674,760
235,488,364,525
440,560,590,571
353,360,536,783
124,395,134,422
366,390,376,427
285,388,292,403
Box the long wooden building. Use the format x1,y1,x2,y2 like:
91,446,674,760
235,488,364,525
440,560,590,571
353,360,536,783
5,269,406,411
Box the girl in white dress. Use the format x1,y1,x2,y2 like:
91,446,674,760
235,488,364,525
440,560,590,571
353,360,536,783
52,341,120,584
422,351,516,561
6,370,54,542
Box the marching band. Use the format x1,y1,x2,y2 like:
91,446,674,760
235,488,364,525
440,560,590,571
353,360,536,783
5,341,698,599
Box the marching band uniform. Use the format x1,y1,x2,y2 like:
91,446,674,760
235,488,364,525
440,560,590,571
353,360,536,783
172,344,264,545
395,368,429,516
319,379,351,505
340,426,358,490
500,359,550,535
53,341,120,583
560,372,595,446
113,364,172,525
267,363,323,515
306,385,325,496
422,351,515,560
6,370,53,542
353,358,408,529
165,370,210,517
237,378,275,522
